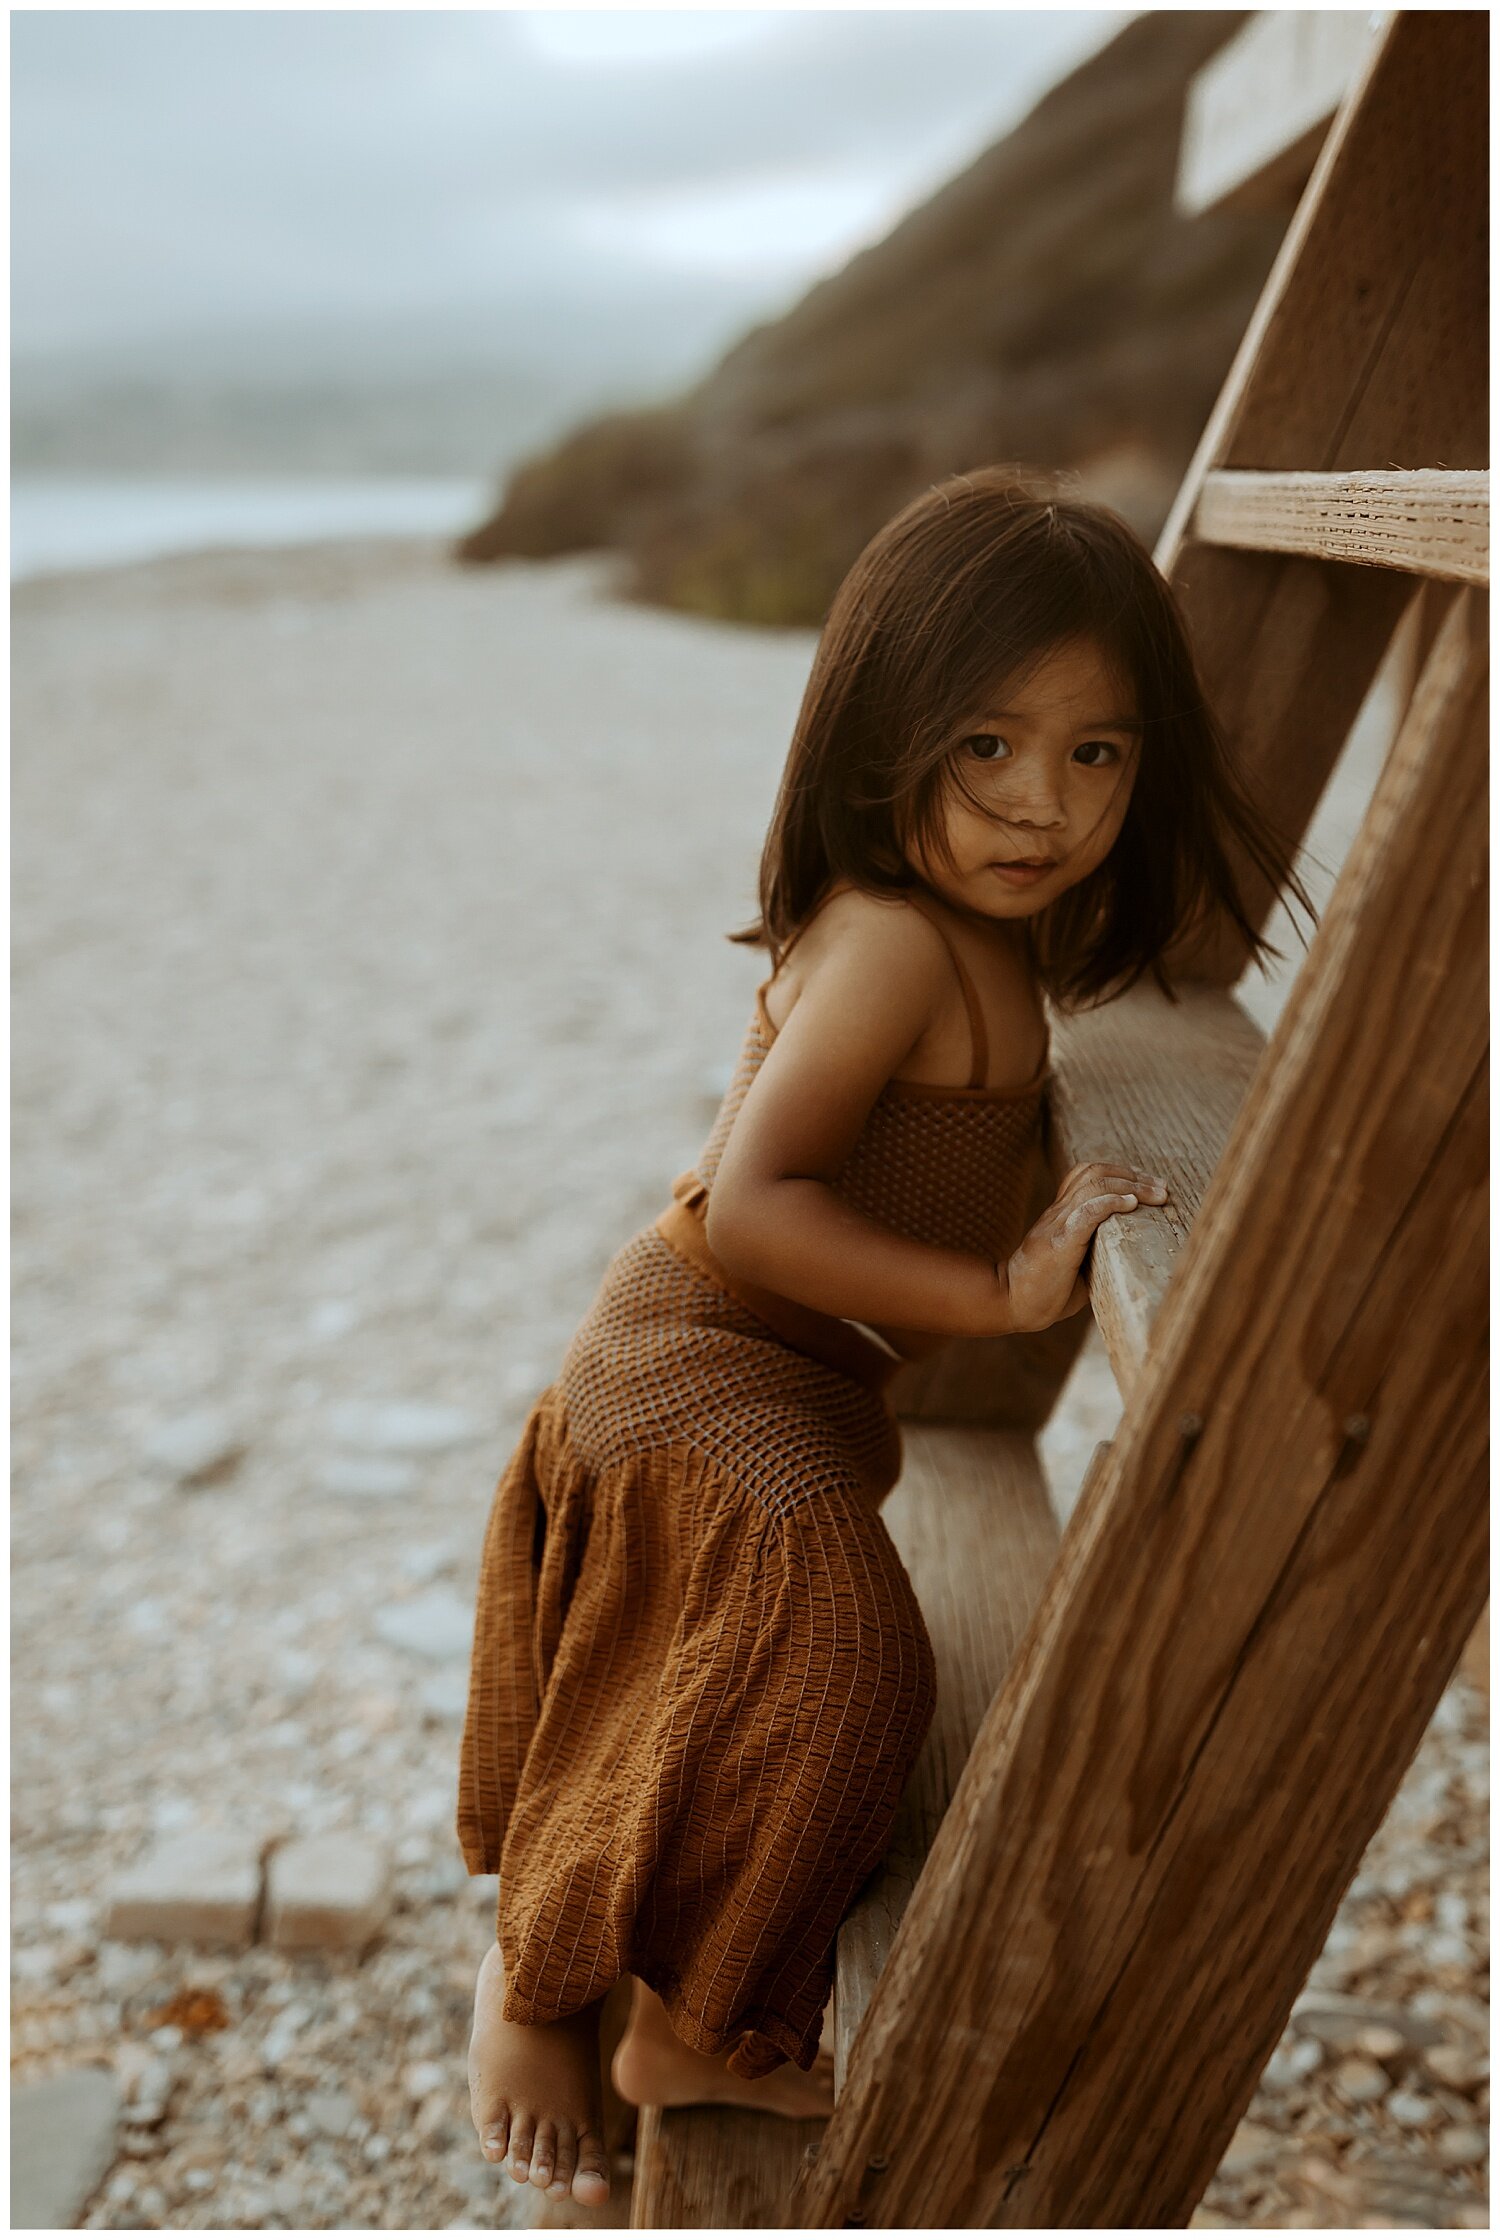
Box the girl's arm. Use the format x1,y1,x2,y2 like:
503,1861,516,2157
705,894,1017,1338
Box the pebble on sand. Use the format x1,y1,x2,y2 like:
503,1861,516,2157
104,1828,263,1948
329,1400,485,1455
10,2065,121,2231
264,1832,392,1952
318,1454,420,1499
374,1585,475,1662
143,1409,244,1488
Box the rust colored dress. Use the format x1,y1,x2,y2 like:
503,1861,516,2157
455,890,1050,2079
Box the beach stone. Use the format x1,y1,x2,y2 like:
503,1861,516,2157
308,2088,360,2139
1217,2119,1280,2176
1433,1890,1469,1934
405,2059,448,2101
1291,1998,1441,2053
420,1666,471,1722
1332,2056,1388,2104
143,1409,244,1486
120,2049,175,2127
1423,2042,1487,2095
259,1997,314,2070
1353,2023,1405,2064
328,1400,483,1455
374,1586,473,1662
10,2063,121,2229
264,1834,390,1951
1433,2124,1487,2169
318,1455,419,1500
1422,1930,1472,1968
400,1539,460,1583
1387,2090,1439,2128
104,1828,262,1947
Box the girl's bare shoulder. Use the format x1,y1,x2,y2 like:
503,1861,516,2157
761,880,952,1035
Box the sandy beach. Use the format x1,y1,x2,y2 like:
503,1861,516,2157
12,538,1486,2230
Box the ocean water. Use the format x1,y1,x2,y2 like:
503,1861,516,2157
10,475,497,582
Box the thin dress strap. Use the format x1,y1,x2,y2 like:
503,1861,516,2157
904,891,989,1090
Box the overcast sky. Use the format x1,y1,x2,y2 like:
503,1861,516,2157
13,9,1124,385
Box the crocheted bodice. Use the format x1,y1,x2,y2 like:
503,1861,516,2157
691,894,1051,1269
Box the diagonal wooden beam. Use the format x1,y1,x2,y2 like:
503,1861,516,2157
791,585,1488,2230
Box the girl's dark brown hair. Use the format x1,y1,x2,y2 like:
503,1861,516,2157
731,464,1318,1010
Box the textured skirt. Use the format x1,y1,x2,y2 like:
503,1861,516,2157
454,1218,937,2079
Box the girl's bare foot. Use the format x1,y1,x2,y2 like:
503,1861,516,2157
611,1982,835,2118
467,1941,613,2206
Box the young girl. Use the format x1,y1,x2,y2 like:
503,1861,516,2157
456,466,1314,2208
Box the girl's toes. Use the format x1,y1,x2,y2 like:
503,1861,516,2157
546,2125,579,2200
478,2108,510,2163
507,2116,537,2184
572,2132,611,2207
528,2120,557,2192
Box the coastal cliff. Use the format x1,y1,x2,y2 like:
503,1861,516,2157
456,11,1288,624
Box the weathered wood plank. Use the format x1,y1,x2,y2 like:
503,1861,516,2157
833,1425,1061,2086
1154,11,1486,986
1175,9,1382,219
1045,982,1266,1396
1194,468,1489,584
629,2101,823,2229
791,587,1489,2229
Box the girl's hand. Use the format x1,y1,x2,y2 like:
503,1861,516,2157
999,1161,1169,1333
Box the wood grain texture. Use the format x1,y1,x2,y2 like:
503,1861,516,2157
1153,11,1487,986
629,2102,824,2229
1195,468,1489,584
791,586,1489,2230
1045,982,1266,1396
834,1425,1061,2087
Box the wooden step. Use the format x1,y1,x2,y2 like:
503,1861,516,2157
1044,982,1267,1396
833,1424,1062,2084
630,2102,825,2229
1193,469,1488,583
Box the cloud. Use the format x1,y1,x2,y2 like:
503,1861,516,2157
12,9,1123,370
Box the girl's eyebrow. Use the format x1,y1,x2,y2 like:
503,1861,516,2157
979,709,1145,734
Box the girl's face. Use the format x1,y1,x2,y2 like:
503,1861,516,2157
908,633,1142,925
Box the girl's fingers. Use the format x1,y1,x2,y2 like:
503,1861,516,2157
1055,1169,1167,1212
1065,1191,1138,1233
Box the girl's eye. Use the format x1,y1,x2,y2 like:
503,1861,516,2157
960,734,1122,765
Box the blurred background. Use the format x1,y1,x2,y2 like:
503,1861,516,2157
11,10,1486,2235
13,7,1280,594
